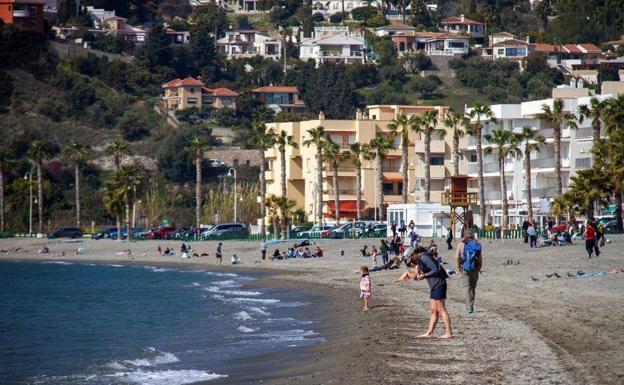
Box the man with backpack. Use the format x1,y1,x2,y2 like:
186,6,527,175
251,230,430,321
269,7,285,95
455,229,482,314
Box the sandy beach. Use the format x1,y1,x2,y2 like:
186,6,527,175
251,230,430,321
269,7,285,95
1,235,623,384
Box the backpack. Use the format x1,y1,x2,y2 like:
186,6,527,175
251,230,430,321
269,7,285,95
461,240,481,272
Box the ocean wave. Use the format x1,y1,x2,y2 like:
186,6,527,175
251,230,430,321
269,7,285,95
42,261,74,265
211,280,240,287
205,272,238,277
276,301,308,307
108,369,226,385
212,295,280,305
233,311,253,321
108,348,180,369
237,326,258,333
254,329,320,342
109,264,124,268
204,286,262,296
247,306,270,316
191,282,201,286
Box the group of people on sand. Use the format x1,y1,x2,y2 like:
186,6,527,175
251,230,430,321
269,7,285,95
260,240,324,261
359,229,484,339
523,218,608,258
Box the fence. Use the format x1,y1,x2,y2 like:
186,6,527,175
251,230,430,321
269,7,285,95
477,229,549,239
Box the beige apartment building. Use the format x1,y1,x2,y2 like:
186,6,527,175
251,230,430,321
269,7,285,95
265,104,459,221
161,77,238,111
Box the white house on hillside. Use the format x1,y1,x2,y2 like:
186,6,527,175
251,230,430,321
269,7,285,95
217,30,282,60
86,6,116,29
312,0,381,16
299,32,368,65
440,14,484,39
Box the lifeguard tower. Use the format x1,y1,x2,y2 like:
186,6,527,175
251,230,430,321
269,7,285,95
442,175,477,236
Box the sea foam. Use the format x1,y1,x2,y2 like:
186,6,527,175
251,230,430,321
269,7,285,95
234,311,253,321
109,369,225,385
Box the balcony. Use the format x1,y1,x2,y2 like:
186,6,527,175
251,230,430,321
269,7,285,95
575,127,594,139
575,157,592,169
264,170,275,180
530,187,558,199
467,161,504,175
320,50,362,57
324,167,356,177
530,158,555,170
323,189,358,200
414,140,445,153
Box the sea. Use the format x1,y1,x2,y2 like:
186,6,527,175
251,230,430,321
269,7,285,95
0,261,324,385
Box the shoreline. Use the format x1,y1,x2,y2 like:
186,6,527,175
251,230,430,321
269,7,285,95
2,237,624,384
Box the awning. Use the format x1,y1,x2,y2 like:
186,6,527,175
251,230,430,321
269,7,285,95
383,176,403,182
327,200,366,212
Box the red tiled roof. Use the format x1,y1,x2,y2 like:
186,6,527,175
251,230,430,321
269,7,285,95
578,44,601,53
533,43,558,53
203,87,239,96
493,39,529,47
441,16,484,25
162,77,204,88
251,86,299,93
563,44,582,54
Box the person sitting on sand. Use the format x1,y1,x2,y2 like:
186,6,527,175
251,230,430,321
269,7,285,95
368,255,402,273
360,245,369,257
294,240,310,248
414,246,453,338
163,247,172,256
181,243,187,254
303,247,313,258
231,254,241,265
272,249,282,260
315,246,323,257
39,245,50,254
287,248,295,258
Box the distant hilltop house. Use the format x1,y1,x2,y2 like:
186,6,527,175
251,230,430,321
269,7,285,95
603,35,624,50
103,16,147,43
0,0,45,33
372,24,417,37
312,0,381,17
165,27,190,45
161,77,238,111
217,30,282,60
392,31,470,56
299,31,369,65
533,43,602,72
250,86,309,116
440,14,485,39
85,5,116,29
492,38,533,60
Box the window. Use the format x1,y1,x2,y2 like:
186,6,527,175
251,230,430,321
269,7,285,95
187,97,197,104
469,154,477,162
431,156,444,166
190,88,195,93
497,48,505,55
505,47,526,57
448,41,465,49
233,159,239,167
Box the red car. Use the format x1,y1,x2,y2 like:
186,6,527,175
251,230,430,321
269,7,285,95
145,226,177,239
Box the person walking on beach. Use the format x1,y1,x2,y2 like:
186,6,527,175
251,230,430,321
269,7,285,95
455,229,482,314
215,242,223,265
527,222,537,248
359,266,371,312
522,219,530,244
584,221,600,258
260,240,267,260
380,239,389,265
391,221,397,237
414,247,453,338
446,227,453,250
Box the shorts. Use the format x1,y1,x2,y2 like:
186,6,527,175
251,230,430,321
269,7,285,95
430,282,447,300
360,290,371,299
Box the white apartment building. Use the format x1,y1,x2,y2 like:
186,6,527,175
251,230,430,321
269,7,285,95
299,31,368,65
216,30,281,60
463,89,622,227
312,0,381,16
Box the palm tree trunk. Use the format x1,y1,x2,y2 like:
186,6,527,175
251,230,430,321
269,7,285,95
281,213,288,240
554,127,562,195
75,163,81,229
316,145,323,224
0,167,4,232
500,158,508,229
125,198,132,242
259,149,266,237
452,131,460,176
333,163,340,223
525,146,533,221
424,131,431,202
476,129,487,226
196,156,202,229
116,214,121,240
356,164,362,221
401,138,408,203
37,161,44,235
377,155,384,221
615,191,623,233
273,215,279,239
280,148,287,198
593,119,601,144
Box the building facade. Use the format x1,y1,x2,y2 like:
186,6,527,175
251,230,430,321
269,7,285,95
0,0,44,33
161,77,238,110
217,30,281,60
264,104,453,221
299,32,368,65
440,14,484,39
251,86,309,116
393,31,470,56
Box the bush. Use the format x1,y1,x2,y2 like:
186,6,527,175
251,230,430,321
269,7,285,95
311,12,325,22
116,108,159,141
366,13,388,27
351,6,378,21
401,51,432,73
329,12,347,24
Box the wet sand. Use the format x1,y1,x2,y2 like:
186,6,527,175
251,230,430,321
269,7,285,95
1,235,623,384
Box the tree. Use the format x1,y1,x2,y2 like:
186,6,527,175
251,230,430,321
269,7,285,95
442,112,465,176
388,113,416,203
348,143,370,220
142,23,173,69
466,103,497,226
189,23,220,81
517,126,546,221
0,151,10,232
411,75,440,100
484,129,522,229
537,99,578,195
566,170,609,221
275,195,296,240
104,140,131,170
401,51,432,73
578,97,608,145
303,126,327,224
599,94,624,232
63,140,92,229
250,122,277,237
323,139,347,223
27,140,52,235
113,165,143,242
187,137,211,229
414,110,445,202
103,184,123,241
299,62,360,119
368,133,393,221
276,130,298,198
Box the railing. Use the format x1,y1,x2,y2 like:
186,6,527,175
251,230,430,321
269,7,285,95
530,187,558,198
441,192,478,206
530,158,555,169
468,162,500,174
324,189,359,195
320,51,363,57
382,166,401,172
477,229,548,239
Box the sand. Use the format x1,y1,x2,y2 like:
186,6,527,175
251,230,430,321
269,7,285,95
1,235,623,384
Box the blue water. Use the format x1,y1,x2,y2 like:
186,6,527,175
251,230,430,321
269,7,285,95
0,261,323,385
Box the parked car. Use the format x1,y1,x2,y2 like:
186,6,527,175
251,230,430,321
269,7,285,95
201,223,249,238
110,227,143,239
207,159,226,168
91,227,116,239
329,221,368,238
145,226,177,239
49,227,82,239
297,225,334,238
290,225,311,234
357,223,387,237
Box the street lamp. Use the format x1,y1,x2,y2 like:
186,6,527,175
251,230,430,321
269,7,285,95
227,168,237,223
23,172,32,236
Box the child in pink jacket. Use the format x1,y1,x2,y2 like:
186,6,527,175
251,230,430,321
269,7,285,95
359,266,371,311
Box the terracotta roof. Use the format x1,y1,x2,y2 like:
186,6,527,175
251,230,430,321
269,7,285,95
578,44,601,53
251,86,299,93
563,44,582,54
393,31,469,41
533,43,558,53
162,77,204,88
492,32,516,37
203,87,239,96
604,38,624,45
441,16,484,25
493,39,529,47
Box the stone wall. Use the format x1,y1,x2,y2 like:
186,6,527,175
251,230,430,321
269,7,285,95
205,148,262,167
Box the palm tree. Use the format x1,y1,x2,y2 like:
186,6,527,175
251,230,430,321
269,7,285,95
517,126,546,221
103,185,123,240
567,169,609,221
537,99,578,195
303,126,327,224
442,112,466,176
265,194,281,239
348,143,370,220
578,97,608,145
603,95,624,232
0,151,11,232
113,165,143,242
388,113,417,203
187,137,211,230
466,103,497,226
250,122,277,237
484,129,522,229
27,140,52,235
275,195,296,240
323,139,347,224
413,110,445,202
105,140,131,170
64,140,92,229
551,191,576,221
368,133,393,221
276,130,298,198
